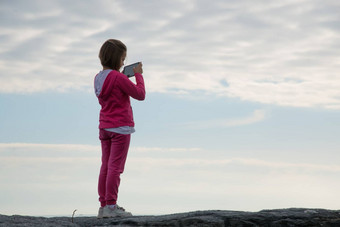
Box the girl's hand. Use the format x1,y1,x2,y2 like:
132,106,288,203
133,62,143,74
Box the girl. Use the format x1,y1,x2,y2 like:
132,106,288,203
94,39,145,218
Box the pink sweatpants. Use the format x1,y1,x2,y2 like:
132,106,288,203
98,129,131,207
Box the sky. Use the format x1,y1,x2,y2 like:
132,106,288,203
0,0,340,216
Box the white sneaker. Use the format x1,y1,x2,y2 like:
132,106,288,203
102,205,132,218
97,207,104,219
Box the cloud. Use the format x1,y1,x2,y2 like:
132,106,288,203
0,0,339,109
0,142,98,152
126,157,340,174
1,142,340,215
182,109,266,129
2,142,338,174
133,147,201,153
0,143,201,155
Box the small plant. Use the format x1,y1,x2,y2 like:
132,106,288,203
72,209,77,223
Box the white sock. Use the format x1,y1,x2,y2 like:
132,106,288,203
108,204,116,209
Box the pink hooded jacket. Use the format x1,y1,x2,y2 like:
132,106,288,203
94,70,145,129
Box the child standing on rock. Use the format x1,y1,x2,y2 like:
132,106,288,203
94,39,145,218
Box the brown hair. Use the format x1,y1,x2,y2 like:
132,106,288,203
99,39,127,70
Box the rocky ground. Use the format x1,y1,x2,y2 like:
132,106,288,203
1,208,340,226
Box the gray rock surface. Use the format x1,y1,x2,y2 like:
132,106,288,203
1,208,340,226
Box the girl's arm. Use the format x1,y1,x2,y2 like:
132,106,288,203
117,73,145,100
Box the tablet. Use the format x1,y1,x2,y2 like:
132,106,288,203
122,62,140,77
